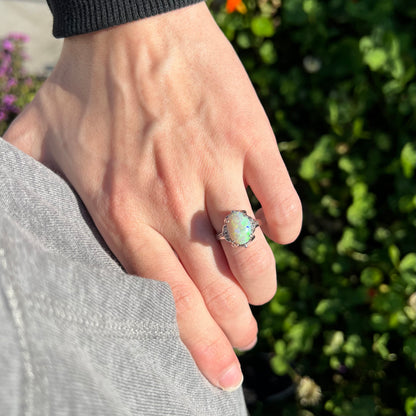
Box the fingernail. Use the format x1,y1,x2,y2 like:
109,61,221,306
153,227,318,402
218,364,244,392
238,337,257,352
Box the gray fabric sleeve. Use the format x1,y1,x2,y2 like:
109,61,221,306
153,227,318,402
0,138,247,415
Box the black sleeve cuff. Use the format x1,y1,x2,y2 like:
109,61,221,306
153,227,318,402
46,0,204,38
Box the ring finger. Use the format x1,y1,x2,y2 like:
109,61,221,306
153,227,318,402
205,180,277,305
169,210,258,350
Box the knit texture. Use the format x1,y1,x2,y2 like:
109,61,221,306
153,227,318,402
46,0,204,37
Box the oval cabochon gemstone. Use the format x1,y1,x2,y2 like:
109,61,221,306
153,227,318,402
227,211,253,245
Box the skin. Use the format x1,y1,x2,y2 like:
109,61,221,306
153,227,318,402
4,3,302,391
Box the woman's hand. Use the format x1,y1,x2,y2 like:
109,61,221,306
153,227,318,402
4,2,302,391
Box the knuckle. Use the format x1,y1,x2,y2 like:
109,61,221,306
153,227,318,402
106,193,128,226
170,283,198,316
269,192,303,244
191,334,236,372
193,336,225,362
152,178,190,232
236,247,277,305
167,194,190,230
97,178,136,234
276,192,303,226
238,246,276,280
204,284,245,319
201,282,259,348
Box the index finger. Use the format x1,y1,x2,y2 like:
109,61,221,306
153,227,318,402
244,135,302,244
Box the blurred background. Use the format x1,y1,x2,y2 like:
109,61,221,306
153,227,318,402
0,0,61,75
1,0,415,415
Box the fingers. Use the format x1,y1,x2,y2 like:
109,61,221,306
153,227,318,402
171,213,258,350
244,136,303,244
205,182,277,305
119,225,244,391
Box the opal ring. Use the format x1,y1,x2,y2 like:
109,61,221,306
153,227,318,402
216,210,260,248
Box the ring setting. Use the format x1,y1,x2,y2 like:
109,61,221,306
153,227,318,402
216,210,260,248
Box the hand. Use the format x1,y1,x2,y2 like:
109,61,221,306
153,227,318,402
4,3,302,391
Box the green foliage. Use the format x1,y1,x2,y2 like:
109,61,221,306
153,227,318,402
213,0,416,414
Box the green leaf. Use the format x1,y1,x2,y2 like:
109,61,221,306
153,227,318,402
364,48,388,71
251,16,275,38
274,339,286,355
337,227,366,255
345,355,356,368
401,142,416,178
400,253,416,273
323,331,344,355
286,319,320,354
236,32,251,49
405,397,416,416
259,40,277,64
360,267,383,287
398,195,416,213
303,0,319,15
329,355,341,370
373,333,390,360
315,299,341,323
299,135,336,180
371,313,389,332
270,355,290,375
343,334,366,357
347,182,376,227
389,245,401,268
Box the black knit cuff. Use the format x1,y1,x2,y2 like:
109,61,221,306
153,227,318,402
46,0,204,38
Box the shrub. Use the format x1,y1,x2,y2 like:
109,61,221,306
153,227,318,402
211,0,416,414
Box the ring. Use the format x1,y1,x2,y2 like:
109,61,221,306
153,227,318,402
216,210,260,248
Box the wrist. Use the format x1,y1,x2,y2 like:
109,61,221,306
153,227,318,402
52,2,213,92
60,3,209,63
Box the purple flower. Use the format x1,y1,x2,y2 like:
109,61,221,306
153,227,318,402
0,102,19,115
0,110,6,121
8,33,29,43
2,39,14,52
7,78,17,88
0,54,12,76
2,94,16,106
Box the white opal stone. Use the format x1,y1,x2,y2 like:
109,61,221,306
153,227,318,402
227,211,253,246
